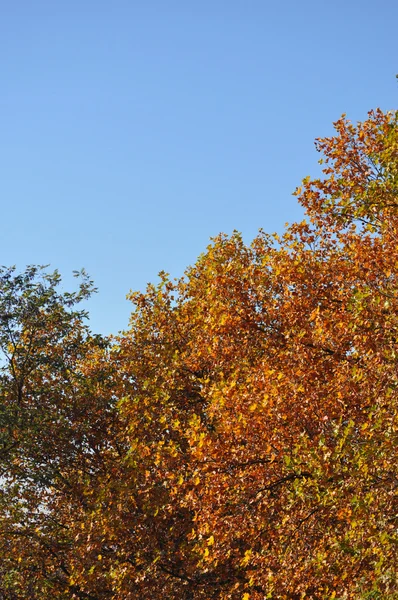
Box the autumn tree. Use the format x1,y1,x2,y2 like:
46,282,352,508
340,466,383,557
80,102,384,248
0,266,121,599
92,108,395,599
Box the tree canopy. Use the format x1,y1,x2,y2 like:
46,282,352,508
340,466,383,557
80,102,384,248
0,108,397,599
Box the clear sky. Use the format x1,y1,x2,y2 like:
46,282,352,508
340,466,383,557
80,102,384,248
1,1,397,335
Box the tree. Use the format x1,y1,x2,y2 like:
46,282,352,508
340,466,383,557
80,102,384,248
0,266,119,599
94,108,395,599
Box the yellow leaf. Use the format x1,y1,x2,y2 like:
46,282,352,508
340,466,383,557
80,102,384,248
240,549,252,566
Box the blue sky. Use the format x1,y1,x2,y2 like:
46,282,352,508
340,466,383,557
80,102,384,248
1,1,396,335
